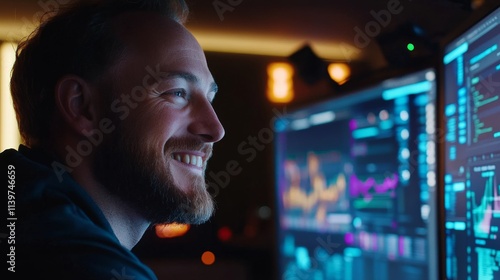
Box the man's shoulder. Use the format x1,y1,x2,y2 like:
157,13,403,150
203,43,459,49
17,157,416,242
0,146,110,240
1,146,88,209
1,147,157,279
0,146,109,234
0,148,24,170
0,146,60,187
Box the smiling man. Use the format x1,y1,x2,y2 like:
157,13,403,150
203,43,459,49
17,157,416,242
0,0,224,279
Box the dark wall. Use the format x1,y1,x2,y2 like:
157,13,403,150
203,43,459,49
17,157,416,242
206,51,277,237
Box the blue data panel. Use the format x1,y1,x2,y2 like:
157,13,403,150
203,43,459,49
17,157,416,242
442,4,500,280
274,68,437,280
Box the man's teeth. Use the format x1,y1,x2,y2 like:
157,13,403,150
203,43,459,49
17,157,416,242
173,154,203,168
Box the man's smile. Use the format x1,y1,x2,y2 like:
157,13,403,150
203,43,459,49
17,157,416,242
171,152,205,169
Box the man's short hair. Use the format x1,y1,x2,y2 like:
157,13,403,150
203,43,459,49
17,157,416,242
10,0,189,147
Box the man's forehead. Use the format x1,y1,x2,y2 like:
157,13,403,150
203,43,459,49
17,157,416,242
113,11,183,31
113,11,200,52
112,12,208,66
105,12,213,86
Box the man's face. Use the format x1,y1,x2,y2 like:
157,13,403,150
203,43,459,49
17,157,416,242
94,13,225,225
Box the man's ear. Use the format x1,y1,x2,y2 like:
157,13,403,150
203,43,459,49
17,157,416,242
54,75,99,136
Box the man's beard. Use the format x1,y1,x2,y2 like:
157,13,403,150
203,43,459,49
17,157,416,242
93,125,215,225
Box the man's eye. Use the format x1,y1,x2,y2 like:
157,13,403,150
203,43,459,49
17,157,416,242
167,89,187,98
154,89,187,100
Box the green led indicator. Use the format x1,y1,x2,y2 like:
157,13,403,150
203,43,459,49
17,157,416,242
407,43,415,51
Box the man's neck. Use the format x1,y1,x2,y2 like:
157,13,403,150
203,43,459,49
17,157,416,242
71,163,150,250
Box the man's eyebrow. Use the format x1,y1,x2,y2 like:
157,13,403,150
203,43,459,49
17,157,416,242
163,71,218,93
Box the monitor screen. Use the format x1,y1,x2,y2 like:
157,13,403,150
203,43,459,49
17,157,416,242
442,3,500,280
274,68,437,280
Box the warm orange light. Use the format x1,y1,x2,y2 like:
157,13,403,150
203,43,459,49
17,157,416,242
267,62,294,103
201,251,216,266
1,42,21,150
155,223,190,238
328,63,351,85
189,30,362,61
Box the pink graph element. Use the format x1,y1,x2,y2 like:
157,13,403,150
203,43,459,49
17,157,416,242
349,173,399,199
349,119,358,130
478,204,493,234
344,232,354,245
474,173,500,236
398,236,405,257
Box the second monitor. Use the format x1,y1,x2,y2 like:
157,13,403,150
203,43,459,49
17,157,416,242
274,68,438,280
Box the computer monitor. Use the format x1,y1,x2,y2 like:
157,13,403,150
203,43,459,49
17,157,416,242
441,2,500,280
274,68,438,280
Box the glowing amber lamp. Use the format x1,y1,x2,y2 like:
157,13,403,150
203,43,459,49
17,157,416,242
155,223,190,238
267,62,294,103
327,63,351,85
